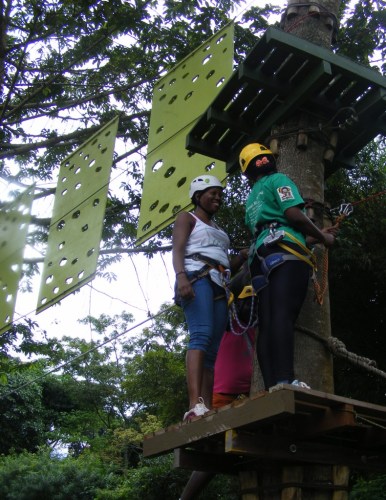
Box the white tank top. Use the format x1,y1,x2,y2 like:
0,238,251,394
184,213,230,288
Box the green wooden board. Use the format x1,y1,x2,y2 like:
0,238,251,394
0,186,34,334
136,24,234,245
36,117,118,313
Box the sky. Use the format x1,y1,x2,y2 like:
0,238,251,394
3,0,364,345
15,253,175,342
4,0,284,344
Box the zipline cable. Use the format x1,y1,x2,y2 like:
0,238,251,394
1,304,176,399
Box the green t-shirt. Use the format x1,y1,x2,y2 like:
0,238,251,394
245,172,306,249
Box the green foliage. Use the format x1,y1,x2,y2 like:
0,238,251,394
120,304,188,425
1,0,249,259
0,318,56,377
0,308,189,458
336,1,385,74
95,454,240,500
350,474,386,499
0,448,111,500
1,1,386,498
327,143,386,404
123,347,187,426
0,372,46,454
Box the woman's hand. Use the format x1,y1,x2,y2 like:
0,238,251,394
321,224,339,247
176,273,195,300
238,248,249,261
230,247,249,274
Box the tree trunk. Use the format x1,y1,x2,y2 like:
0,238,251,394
272,2,349,499
276,0,341,392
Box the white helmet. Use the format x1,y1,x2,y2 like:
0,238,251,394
189,175,223,199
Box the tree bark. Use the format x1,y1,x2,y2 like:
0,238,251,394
276,0,341,393
272,3,349,499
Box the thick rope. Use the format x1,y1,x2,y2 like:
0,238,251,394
297,325,386,380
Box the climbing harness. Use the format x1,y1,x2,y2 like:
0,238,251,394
187,253,231,292
258,222,317,269
173,252,231,307
250,222,317,295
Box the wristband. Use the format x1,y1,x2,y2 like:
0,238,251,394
176,271,186,276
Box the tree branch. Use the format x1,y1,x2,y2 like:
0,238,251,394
23,245,172,264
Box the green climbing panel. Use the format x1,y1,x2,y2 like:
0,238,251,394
187,27,386,175
0,186,34,334
36,116,119,313
136,24,234,245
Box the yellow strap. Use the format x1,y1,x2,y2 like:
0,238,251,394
278,231,317,269
283,231,312,255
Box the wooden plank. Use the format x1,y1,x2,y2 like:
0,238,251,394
174,447,245,473
286,385,386,422
186,27,386,176
144,387,386,467
297,404,357,437
143,390,295,457
239,470,260,500
224,429,386,469
281,466,303,500
332,465,350,500
262,28,386,87
249,60,333,142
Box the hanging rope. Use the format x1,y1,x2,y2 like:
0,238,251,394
312,247,329,305
297,324,386,381
311,201,354,305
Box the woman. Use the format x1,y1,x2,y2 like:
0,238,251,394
239,143,338,391
172,174,247,421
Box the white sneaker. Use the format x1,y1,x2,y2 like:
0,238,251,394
183,397,209,422
269,380,311,393
291,380,311,389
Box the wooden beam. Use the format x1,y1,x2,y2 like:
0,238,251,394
224,429,386,469
298,404,357,437
143,390,295,457
174,447,244,474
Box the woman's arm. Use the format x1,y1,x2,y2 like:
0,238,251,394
172,212,195,300
284,206,336,247
229,248,249,274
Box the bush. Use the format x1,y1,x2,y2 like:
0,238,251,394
350,474,386,499
96,454,240,500
0,448,111,500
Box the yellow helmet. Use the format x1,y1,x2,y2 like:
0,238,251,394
239,143,273,172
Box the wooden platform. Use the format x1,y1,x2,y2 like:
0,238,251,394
186,27,386,175
143,386,386,472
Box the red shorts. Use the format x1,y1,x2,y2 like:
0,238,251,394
212,392,248,409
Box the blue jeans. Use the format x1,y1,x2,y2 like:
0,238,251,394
182,275,228,369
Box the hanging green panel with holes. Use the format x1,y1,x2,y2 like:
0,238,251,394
136,23,234,245
0,186,34,334
36,116,119,314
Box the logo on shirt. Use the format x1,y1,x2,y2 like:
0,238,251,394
277,186,295,202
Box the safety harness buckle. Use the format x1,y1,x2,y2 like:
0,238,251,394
264,229,286,246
